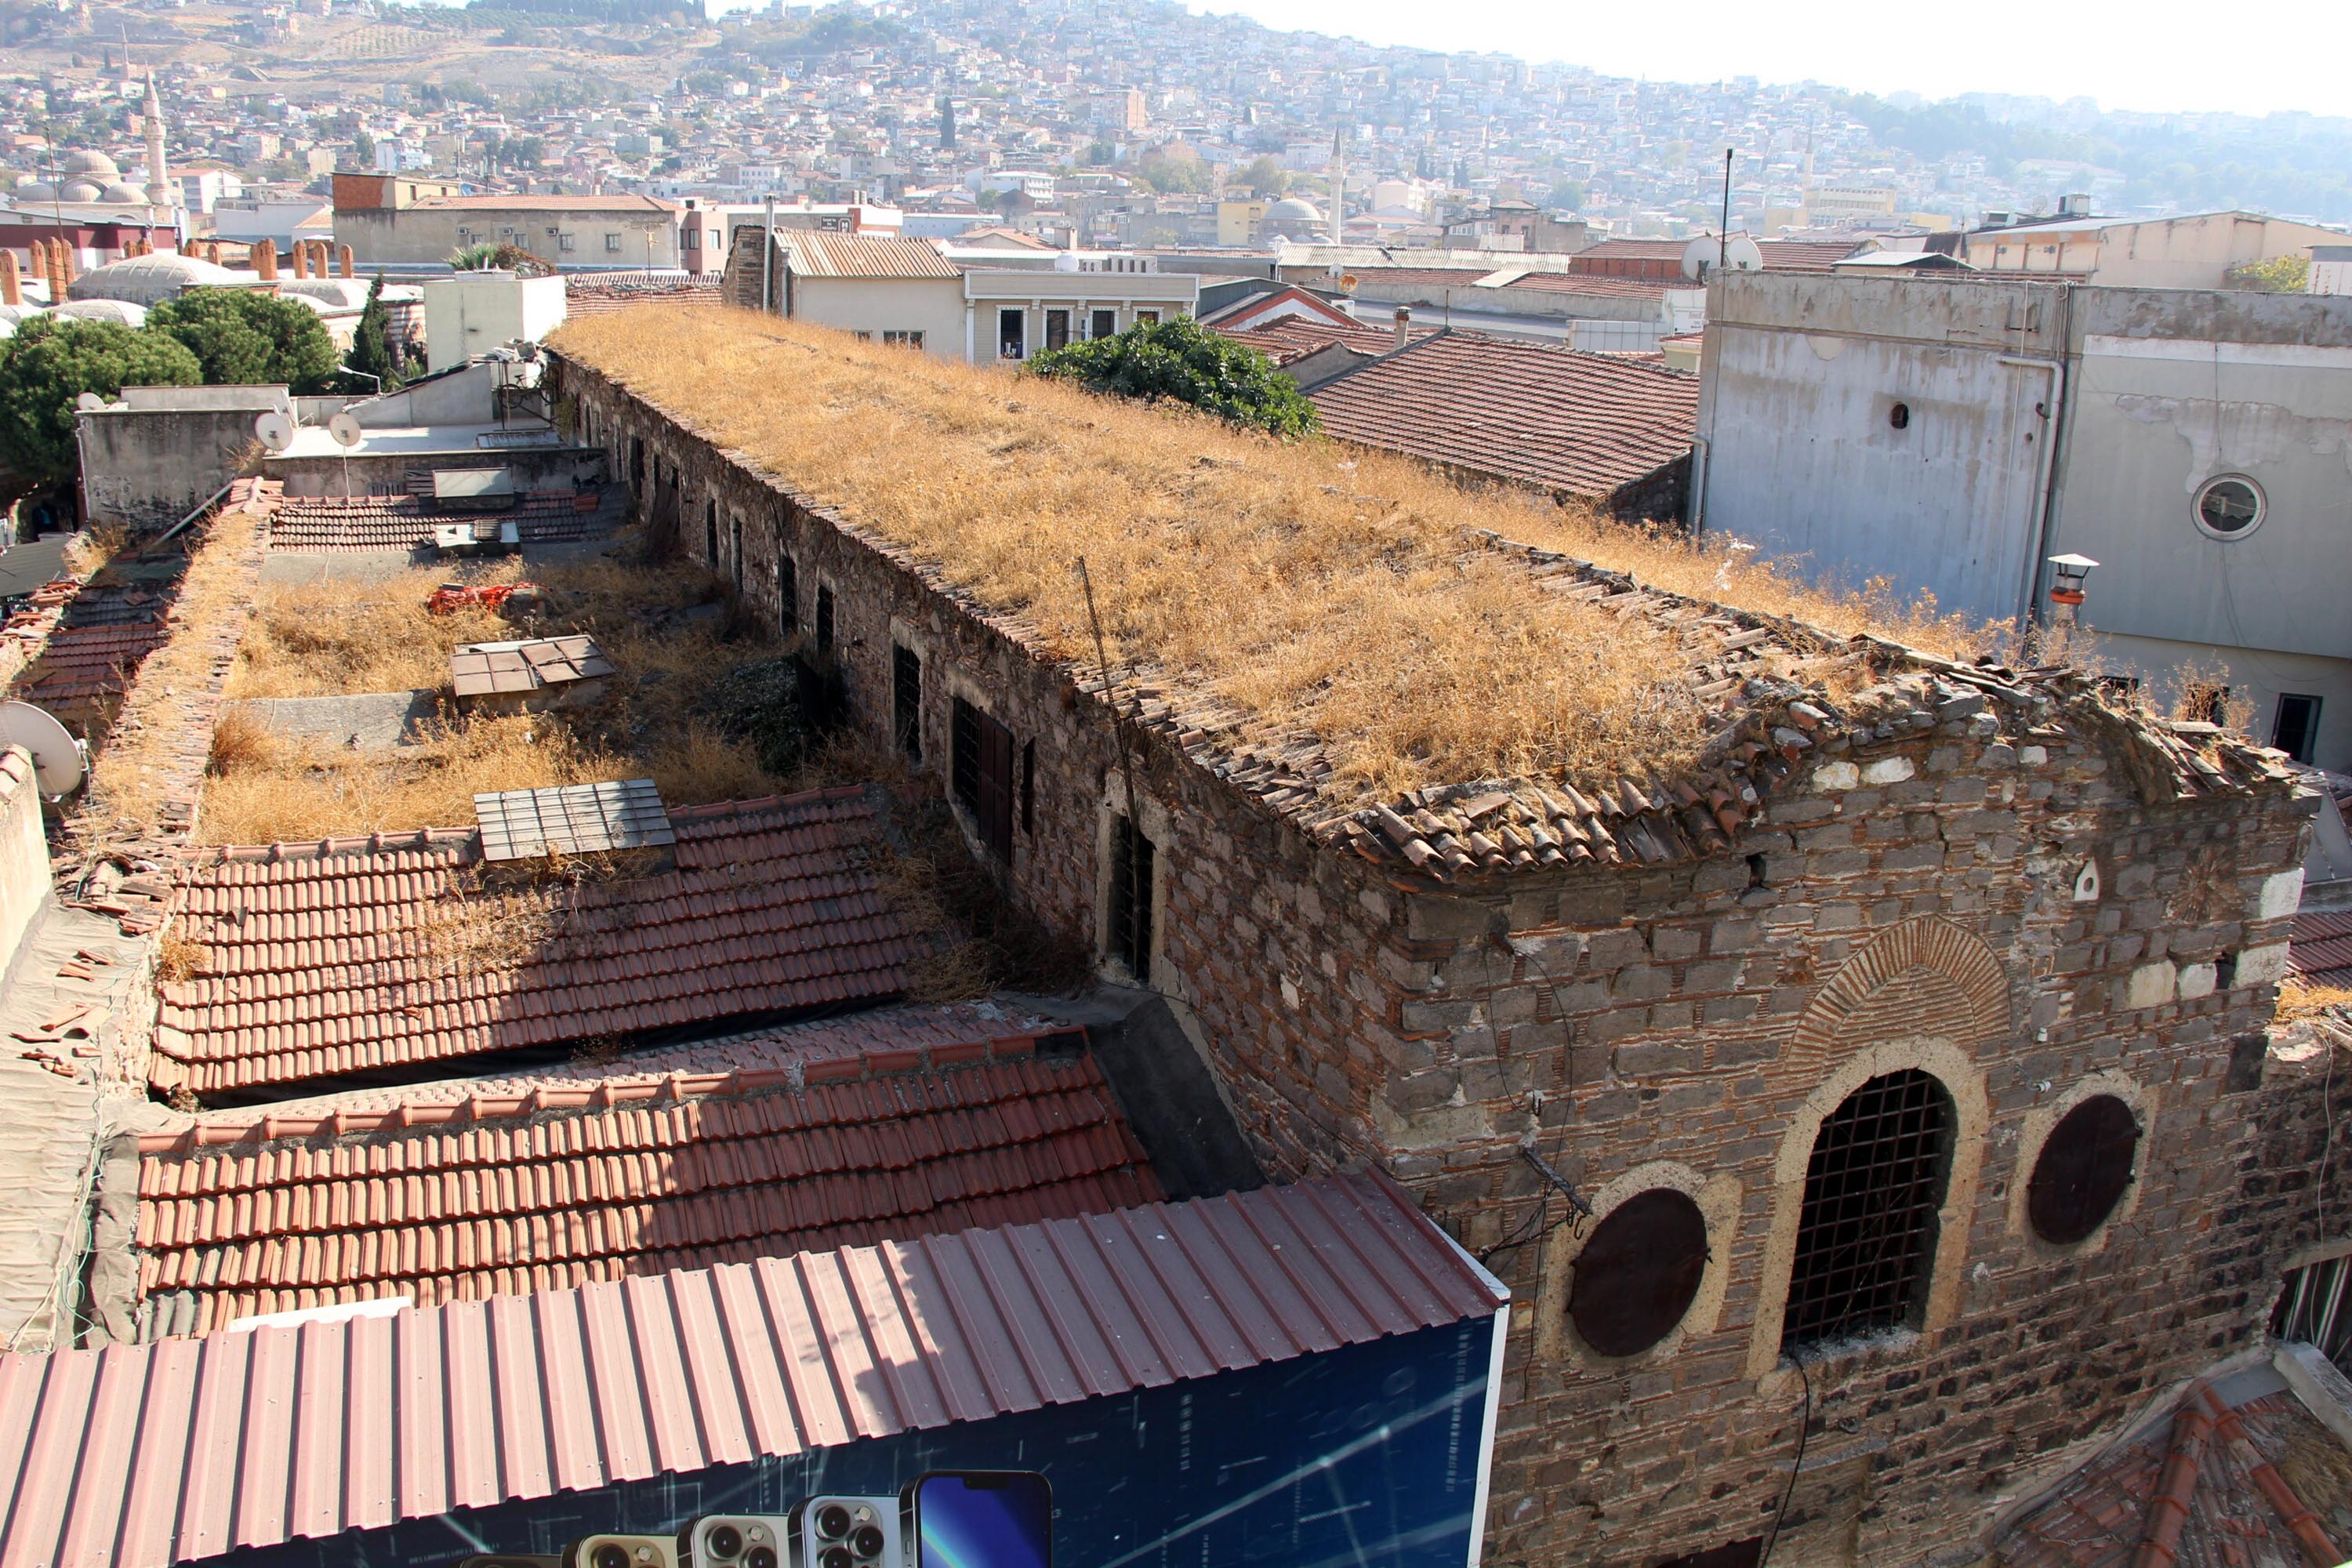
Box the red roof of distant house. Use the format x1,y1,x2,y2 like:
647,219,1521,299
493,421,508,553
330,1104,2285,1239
564,271,725,318
1214,316,1422,365
6,619,168,708
153,786,920,1095
1496,270,1694,299
266,487,625,552
133,1045,1156,1335
1565,236,1864,278
2289,908,2352,992
0,1171,1502,1568
1308,330,1699,499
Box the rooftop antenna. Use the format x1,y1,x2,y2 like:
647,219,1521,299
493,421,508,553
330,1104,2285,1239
1719,147,1733,272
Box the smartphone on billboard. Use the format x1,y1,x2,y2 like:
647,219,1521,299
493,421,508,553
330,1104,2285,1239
902,1471,1052,1568
788,1495,902,1568
681,1515,790,1568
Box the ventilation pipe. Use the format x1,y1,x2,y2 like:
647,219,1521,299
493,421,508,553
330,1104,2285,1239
1393,305,1411,349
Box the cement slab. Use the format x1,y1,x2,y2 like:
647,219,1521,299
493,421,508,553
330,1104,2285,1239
234,690,440,750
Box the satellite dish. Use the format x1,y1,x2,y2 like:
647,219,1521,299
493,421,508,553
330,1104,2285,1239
1679,236,1715,281
75,392,106,412
1338,273,1360,291
328,412,365,448
1724,235,1765,273
253,410,294,453
0,702,86,797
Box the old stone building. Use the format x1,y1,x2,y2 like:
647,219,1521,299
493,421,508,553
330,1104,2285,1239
549,320,2327,1568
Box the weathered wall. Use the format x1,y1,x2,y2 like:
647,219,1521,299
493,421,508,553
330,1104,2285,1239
0,746,49,972
557,353,2320,1568
78,404,285,531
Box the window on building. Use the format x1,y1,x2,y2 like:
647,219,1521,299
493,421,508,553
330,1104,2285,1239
1888,401,1911,430
883,330,924,348
893,644,922,761
604,233,622,253
2194,474,2265,538
705,499,718,564
1045,308,1070,351
2274,1253,2352,1377
2027,1094,2140,1245
1567,1188,1709,1358
1020,739,1035,833
778,554,798,635
559,234,576,252
1091,308,1116,339
853,330,873,342
1105,812,1156,978
815,584,834,655
997,307,1025,360
730,513,742,590
949,697,1014,859
1782,1069,1955,1354
1135,309,1160,325
2273,694,2322,764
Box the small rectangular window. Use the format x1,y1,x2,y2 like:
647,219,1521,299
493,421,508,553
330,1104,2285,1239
778,554,797,635
815,584,834,655
558,233,576,252
1045,308,1070,350
604,232,622,253
2273,694,2321,764
704,499,718,564
1020,739,1035,833
730,513,742,589
1106,813,1156,978
893,644,922,761
951,697,1014,859
997,307,1025,360
1135,309,1160,325
882,329,924,348
852,329,872,342
1091,308,1116,339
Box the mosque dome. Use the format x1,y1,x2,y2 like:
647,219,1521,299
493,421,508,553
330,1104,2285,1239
54,150,122,179
52,298,148,328
67,251,247,306
1265,196,1325,223
98,181,150,204
14,180,55,201
57,180,103,203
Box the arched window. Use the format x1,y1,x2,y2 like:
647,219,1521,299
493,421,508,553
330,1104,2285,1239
1782,1069,1955,1353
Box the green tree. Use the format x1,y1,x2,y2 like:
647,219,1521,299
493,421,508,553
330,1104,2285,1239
0,317,201,482
1026,318,1319,439
352,128,376,167
1239,154,1288,198
2226,254,2310,293
1548,177,1588,212
147,287,343,393
342,272,403,393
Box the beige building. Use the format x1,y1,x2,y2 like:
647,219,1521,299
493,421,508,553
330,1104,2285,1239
335,194,681,268
1965,208,2347,288
1215,199,1269,246
964,260,1200,365
722,229,967,359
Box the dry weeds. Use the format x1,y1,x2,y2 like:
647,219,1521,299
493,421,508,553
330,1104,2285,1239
2279,982,2352,1025
552,310,1986,799
155,928,210,983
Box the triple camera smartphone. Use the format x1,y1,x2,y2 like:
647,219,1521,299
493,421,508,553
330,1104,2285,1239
517,1470,1050,1568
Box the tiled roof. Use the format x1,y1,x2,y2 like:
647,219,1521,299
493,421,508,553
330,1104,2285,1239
151,786,920,1096
1346,266,1497,288
1308,329,1698,499
1991,1375,2347,1568
564,273,724,318
779,232,962,279
1214,316,1414,365
449,633,615,698
8,619,169,708
2289,909,2352,992
1497,270,1693,299
0,1171,1501,1568
132,1047,1160,1335
265,487,621,552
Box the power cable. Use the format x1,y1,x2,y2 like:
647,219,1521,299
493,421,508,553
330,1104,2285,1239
1756,1358,1813,1568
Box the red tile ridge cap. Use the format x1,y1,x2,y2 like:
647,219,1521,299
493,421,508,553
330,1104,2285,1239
2190,1379,2343,1567
2132,1388,2212,1568
176,826,482,866
662,782,875,823
136,1029,1074,1154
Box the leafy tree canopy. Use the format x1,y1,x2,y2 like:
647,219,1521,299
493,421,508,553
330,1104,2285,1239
147,287,341,394
0,316,201,481
1025,318,1320,439
2227,254,2310,293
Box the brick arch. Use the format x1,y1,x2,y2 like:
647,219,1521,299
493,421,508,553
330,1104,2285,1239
1784,916,2010,1076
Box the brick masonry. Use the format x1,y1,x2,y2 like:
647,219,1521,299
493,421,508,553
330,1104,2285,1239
553,354,2327,1568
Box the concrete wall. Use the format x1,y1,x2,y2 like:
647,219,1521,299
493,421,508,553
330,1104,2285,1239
77,392,293,530
336,206,679,269
422,274,568,368
790,276,966,360
1696,272,2066,625
0,747,48,976
558,351,2321,1568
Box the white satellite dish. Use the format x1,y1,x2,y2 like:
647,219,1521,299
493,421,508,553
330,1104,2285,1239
0,702,86,797
328,412,365,448
75,391,106,412
1723,235,1766,273
252,410,295,453
1679,235,1715,281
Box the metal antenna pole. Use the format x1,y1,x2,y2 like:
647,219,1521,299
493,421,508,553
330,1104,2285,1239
1719,147,1733,270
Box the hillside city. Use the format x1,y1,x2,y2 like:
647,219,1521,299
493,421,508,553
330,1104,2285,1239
0,2,2348,1568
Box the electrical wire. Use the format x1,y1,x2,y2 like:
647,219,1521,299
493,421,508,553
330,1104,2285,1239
1756,1359,1813,1568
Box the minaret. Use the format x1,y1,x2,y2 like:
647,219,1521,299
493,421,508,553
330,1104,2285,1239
143,73,174,218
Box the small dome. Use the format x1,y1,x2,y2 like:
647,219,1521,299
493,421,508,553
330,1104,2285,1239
58,180,103,203
14,180,54,201
278,278,370,310
54,149,121,178
52,298,147,328
67,250,247,306
1265,197,1325,223
98,181,149,204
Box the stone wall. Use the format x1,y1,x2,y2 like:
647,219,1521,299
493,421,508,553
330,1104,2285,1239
552,352,2321,1568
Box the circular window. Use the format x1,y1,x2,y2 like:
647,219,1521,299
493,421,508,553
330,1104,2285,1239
2194,475,2265,539
1567,1187,1709,1358
2027,1094,2142,1245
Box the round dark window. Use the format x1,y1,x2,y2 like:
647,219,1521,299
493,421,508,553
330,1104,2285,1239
2194,476,2264,538
2027,1094,2142,1245
1889,401,1911,430
1567,1187,1709,1358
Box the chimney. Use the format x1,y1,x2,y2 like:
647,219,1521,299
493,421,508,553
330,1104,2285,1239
0,250,18,307
254,243,278,281
336,243,354,278
1393,305,1411,349
291,241,310,278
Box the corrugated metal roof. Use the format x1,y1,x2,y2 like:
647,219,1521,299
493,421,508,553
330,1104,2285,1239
0,1171,1501,1568
779,233,962,280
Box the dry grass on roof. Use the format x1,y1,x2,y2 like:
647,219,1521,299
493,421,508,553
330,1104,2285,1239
553,308,1981,797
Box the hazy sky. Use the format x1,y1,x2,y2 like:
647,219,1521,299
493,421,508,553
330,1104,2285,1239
1183,0,2346,119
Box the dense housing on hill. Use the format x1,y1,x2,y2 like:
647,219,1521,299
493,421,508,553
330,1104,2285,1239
549,307,2337,1567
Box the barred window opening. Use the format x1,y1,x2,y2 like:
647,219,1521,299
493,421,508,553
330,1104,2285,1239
1107,813,1156,978
1782,1069,1954,1353
892,646,922,762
